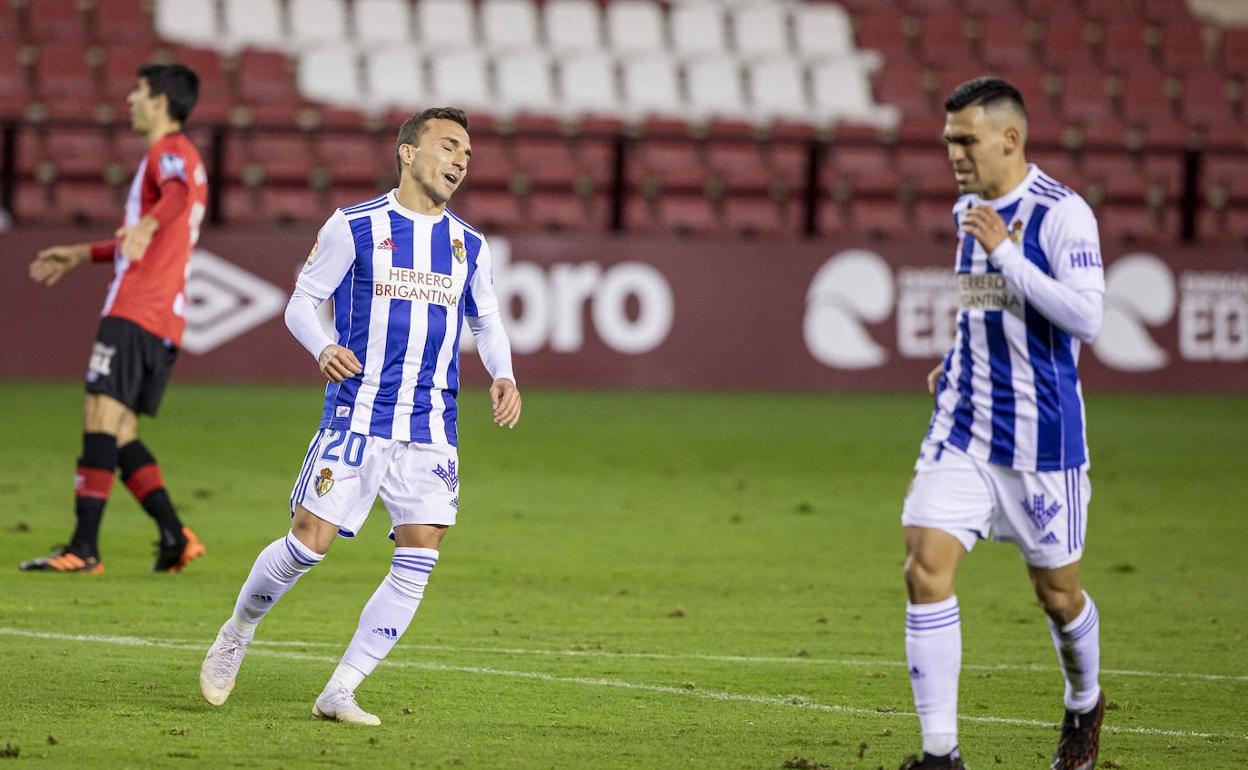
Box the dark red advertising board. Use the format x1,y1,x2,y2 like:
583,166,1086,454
3,227,1245,393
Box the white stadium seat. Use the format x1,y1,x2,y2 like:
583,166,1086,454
297,46,362,109
289,0,349,48
429,50,493,112
621,55,683,119
670,3,728,57
223,0,285,50
556,52,619,117
495,50,557,115
416,0,477,47
607,1,665,55
544,0,602,53
732,3,789,59
364,46,426,111
154,0,220,48
810,58,898,127
748,58,808,122
481,0,541,51
793,3,857,61
353,0,414,46
686,56,749,121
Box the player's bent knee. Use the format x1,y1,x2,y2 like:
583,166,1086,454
903,556,955,602
290,505,339,555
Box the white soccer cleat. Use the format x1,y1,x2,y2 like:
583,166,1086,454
199,623,251,706
312,687,381,726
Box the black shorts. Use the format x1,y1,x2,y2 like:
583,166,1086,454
84,317,179,417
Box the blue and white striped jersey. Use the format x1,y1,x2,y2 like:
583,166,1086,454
927,165,1105,472
295,191,499,446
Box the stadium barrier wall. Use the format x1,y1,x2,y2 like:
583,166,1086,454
5,227,1246,393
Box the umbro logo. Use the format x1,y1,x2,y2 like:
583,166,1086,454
377,238,397,251
372,627,399,640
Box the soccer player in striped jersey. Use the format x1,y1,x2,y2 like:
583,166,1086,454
199,108,521,725
898,78,1105,770
21,64,207,575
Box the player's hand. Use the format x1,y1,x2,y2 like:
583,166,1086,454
489,378,521,429
116,216,159,262
961,204,1008,253
926,363,944,395
30,243,90,286
318,344,363,383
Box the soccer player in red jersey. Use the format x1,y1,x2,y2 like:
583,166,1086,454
21,64,209,574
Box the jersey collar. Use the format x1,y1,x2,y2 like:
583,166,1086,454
386,189,447,224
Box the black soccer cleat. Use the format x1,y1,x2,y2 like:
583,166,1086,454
898,747,967,769
152,526,205,572
1051,692,1105,770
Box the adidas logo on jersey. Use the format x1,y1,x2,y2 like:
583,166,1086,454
377,238,397,251
372,627,398,640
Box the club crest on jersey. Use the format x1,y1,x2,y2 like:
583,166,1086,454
451,239,467,263
1007,220,1024,244
432,460,458,492
1021,493,1062,531
314,468,335,497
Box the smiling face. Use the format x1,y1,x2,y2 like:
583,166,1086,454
942,103,1024,199
399,118,472,206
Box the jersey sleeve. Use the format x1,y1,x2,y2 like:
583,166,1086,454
1042,195,1105,294
149,141,191,185
295,210,357,300
464,237,500,318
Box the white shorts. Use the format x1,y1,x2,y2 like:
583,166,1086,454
901,441,1090,569
289,428,460,538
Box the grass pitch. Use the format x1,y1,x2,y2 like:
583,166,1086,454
0,382,1244,769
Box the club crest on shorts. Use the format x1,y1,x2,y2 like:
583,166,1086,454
451,238,467,263
1021,493,1061,530
432,460,458,492
314,468,335,497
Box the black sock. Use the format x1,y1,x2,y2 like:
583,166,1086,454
118,440,183,547
71,432,119,558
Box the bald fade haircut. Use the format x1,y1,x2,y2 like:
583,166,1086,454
394,107,469,179
944,76,1027,119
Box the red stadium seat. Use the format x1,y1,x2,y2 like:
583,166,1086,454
1098,20,1156,72
627,139,708,190
916,15,973,68
1222,28,1248,75
33,43,99,101
817,199,846,235
221,187,268,225
317,132,391,187
14,182,57,223
1037,18,1097,71
1140,0,1197,23
897,146,952,195
767,142,809,189
826,143,899,196
977,18,1040,70
1116,69,1179,124
853,11,914,59
93,0,158,44
56,182,123,224
235,49,300,105
44,127,115,177
25,0,91,43
1057,71,1114,124
1158,21,1208,74
915,200,957,243
873,61,940,120
961,0,1019,16
101,45,160,99
1097,203,1173,244
1141,153,1184,197
1181,72,1239,131
1029,150,1081,187
845,198,909,239
453,190,526,232
264,187,325,223
511,137,581,186
1082,153,1145,202
722,196,797,237
624,193,717,235
236,132,316,183
706,142,769,193
528,191,610,231
1082,0,1137,21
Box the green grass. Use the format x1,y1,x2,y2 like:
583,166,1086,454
0,382,1245,769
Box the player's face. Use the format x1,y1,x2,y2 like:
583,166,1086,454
127,78,161,132
942,106,1007,196
402,119,472,205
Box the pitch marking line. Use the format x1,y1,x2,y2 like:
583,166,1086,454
2,628,1245,743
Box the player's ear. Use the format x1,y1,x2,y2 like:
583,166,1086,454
1002,124,1022,156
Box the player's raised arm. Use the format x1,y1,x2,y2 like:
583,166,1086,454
284,210,363,382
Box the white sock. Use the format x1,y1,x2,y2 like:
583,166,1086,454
332,547,438,692
906,596,961,757
1048,591,1101,713
226,532,323,638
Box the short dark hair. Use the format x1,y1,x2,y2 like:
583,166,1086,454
944,76,1026,117
394,107,470,179
137,64,199,124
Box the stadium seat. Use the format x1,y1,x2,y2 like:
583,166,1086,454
1181,71,1239,130
1222,28,1248,75
557,52,618,118
93,0,157,44
454,189,526,232
14,182,57,223
1098,203,1172,244
621,56,684,121
628,139,708,189
297,47,362,110
607,1,665,56
264,186,326,223
670,3,727,57
1037,18,1097,71
793,3,858,62
627,192,718,235
961,0,1019,16
686,57,748,122
528,191,609,231
236,132,315,182
481,0,541,51
544,0,602,54
154,0,220,48
915,200,956,243
852,10,914,60
872,61,939,120
705,142,769,192
749,59,809,124
32,43,99,101
56,182,123,224
1141,153,1184,197
1029,150,1081,186
817,198,845,235
811,59,895,127
1116,69,1178,124
1058,71,1115,124
1082,153,1145,201
845,198,909,239
101,45,158,99
429,51,493,113
417,0,477,47
222,0,285,52
0,3,18,42
236,50,301,105
733,2,789,59
44,128,115,177
495,51,557,117
723,195,796,237
509,137,580,186
288,0,350,49
364,47,425,111
353,0,414,46
916,15,973,68
1158,20,1209,74
977,17,1040,70
26,0,91,43
317,131,391,186
897,146,952,196
1098,19,1155,71
458,134,512,188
